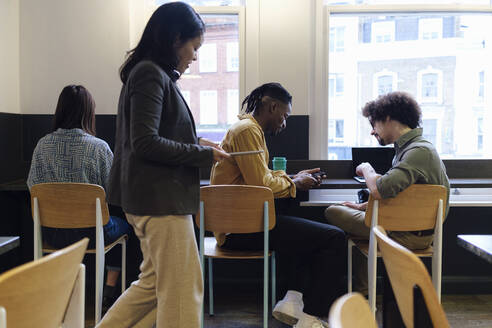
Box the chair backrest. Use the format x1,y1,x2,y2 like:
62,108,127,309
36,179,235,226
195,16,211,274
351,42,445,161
328,292,378,328
374,226,450,328
364,184,447,231
30,182,110,228
0,238,88,328
197,185,276,233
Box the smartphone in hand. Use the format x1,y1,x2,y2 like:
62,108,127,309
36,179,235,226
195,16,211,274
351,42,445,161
311,171,327,179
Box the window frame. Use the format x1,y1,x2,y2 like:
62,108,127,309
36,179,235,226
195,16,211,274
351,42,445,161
314,3,492,160
194,6,246,115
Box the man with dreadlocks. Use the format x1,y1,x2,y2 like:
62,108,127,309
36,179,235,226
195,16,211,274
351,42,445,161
210,82,345,328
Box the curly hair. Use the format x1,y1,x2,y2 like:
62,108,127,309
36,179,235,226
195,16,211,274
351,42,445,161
362,91,421,129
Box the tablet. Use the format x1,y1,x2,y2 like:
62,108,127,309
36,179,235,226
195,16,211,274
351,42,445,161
228,150,264,156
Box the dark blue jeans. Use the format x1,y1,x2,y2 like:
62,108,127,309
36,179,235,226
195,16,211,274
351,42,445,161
221,215,346,317
42,216,132,269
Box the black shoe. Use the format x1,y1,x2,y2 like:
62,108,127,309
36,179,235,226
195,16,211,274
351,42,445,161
102,285,118,313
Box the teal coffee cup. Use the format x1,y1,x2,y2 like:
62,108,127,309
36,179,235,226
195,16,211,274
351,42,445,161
272,157,287,171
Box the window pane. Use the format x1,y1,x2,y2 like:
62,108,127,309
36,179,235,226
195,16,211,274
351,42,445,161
422,73,438,98
422,119,437,146
227,89,239,124
156,0,244,6
328,12,492,159
177,13,239,142
199,43,217,73
200,90,218,124
226,42,239,71
378,75,393,95
479,70,484,99
326,0,489,4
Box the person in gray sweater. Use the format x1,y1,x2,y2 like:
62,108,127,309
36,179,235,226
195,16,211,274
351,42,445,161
97,3,229,328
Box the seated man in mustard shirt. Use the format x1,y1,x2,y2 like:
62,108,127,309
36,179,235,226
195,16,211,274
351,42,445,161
211,82,345,328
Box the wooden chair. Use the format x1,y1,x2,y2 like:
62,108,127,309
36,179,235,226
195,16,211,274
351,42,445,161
328,292,378,328
30,182,128,324
0,238,88,328
196,185,276,328
347,184,447,315
374,226,450,328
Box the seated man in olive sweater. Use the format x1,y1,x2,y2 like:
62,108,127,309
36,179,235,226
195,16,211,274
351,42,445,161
211,82,345,328
325,91,450,294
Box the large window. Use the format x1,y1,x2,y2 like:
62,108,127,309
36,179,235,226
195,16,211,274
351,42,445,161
171,7,244,142
153,1,244,142
325,6,492,159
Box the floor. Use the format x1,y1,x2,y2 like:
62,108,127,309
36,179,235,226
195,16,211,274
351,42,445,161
85,287,492,327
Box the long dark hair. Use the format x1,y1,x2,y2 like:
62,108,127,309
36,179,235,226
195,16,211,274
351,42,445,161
53,85,96,136
241,82,292,114
120,2,205,83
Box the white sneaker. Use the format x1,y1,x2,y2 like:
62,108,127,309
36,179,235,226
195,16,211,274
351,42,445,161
293,314,329,328
272,291,304,326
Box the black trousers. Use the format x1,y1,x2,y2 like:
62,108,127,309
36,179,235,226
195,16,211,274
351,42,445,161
222,214,346,316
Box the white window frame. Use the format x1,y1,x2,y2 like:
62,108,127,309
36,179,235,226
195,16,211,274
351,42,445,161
373,69,397,98
313,3,492,160
417,66,443,104
419,17,443,40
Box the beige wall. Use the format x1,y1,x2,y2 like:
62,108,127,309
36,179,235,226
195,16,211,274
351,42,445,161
17,0,314,116
258,0,313,116
0,0,20,114
19,0,130,114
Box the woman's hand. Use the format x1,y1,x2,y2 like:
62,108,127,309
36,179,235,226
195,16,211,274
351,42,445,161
200,138,221,150
212,148,230,162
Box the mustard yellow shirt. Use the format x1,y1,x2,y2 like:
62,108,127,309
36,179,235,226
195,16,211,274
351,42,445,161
210,114,296,245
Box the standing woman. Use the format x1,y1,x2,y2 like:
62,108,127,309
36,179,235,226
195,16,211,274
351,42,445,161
98,2,229,328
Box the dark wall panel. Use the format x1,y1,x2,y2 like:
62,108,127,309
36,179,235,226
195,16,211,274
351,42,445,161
21,114,309,181
265,115,309,160
0,113,24,183
21,114,117,163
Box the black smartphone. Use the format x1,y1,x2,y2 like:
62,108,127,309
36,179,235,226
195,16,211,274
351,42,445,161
311,171,327,179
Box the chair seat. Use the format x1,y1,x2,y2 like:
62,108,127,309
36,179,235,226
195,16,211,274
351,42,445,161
43,234,128,254
204,237,273,259
352,239,434,257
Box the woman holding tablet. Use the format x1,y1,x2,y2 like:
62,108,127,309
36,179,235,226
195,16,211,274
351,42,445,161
98,2,229,327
